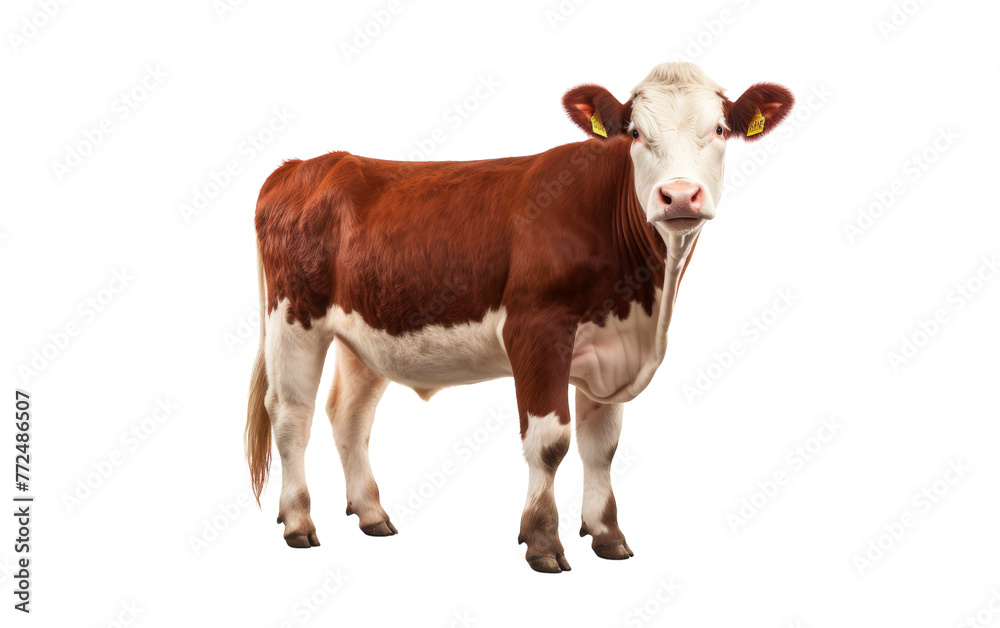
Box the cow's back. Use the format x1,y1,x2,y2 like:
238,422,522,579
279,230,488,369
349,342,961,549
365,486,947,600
256,151,534,334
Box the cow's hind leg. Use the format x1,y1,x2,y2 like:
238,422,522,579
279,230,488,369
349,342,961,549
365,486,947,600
265,311,331,548
576,390,632,559
505,315,576,573
326,340,396,536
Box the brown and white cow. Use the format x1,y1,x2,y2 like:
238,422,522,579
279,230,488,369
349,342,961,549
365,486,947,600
246,62,793,573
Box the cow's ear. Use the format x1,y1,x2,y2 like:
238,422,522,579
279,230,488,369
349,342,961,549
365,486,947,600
725,83,794,142
563,84,632,139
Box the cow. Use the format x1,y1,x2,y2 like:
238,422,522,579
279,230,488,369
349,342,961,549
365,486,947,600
246,62,794,573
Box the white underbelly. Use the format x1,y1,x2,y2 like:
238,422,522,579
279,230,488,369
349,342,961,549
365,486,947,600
324,306,512,391
322,294,667,404
286,228,696,404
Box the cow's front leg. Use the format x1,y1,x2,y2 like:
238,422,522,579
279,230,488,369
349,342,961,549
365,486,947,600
576,390,632,559
505,314,576,573
519,411,572,573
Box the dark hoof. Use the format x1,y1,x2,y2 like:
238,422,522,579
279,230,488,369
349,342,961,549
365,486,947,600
593,542,632,560
285,531,320,548
557,553,572,571
582,523,633,560
361,520,398,537
527,554,571,573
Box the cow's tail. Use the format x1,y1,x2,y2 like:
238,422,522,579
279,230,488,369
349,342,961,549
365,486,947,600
246,241,271,506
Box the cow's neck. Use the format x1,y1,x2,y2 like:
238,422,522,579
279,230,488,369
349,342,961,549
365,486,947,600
586,139,702,398
613,139,700,343
650,224,700,363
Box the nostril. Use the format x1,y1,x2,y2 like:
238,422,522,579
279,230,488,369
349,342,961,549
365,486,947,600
661,190,672,205
690,187,703,209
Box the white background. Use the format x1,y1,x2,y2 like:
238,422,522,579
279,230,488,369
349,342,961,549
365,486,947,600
2,0,999,626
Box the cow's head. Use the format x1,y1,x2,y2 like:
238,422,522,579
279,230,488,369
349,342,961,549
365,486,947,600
563,62,794,233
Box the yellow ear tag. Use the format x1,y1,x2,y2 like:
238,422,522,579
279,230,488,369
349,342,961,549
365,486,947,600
747,107,766,137
590,109,608,137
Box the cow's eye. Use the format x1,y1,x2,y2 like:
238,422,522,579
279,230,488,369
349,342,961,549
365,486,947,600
716,125,724,135
631,129,639,139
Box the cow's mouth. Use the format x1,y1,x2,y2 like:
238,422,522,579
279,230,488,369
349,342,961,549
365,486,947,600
654,211,706,233
659,216,702,230
659,205,702,221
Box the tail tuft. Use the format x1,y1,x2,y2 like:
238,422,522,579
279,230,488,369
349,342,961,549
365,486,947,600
246,243,271,505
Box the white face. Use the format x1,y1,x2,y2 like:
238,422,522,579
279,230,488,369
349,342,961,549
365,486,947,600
628,68,729,234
